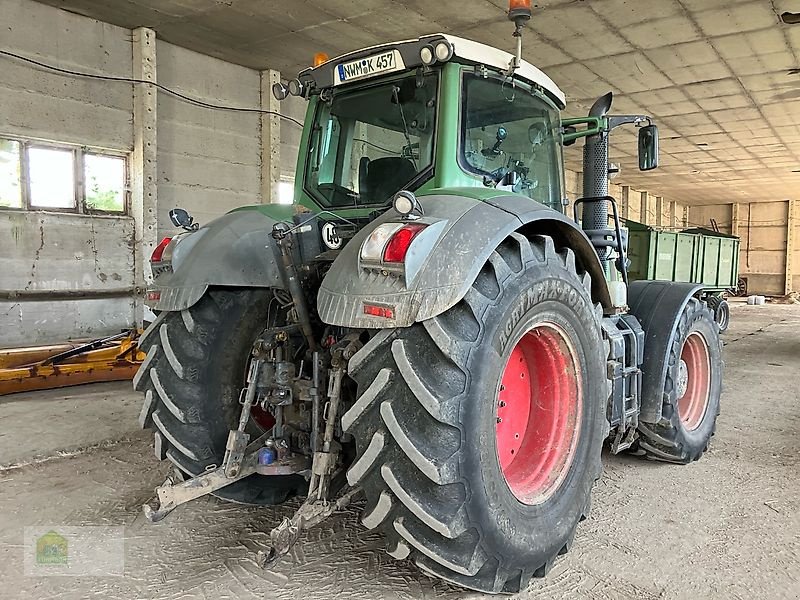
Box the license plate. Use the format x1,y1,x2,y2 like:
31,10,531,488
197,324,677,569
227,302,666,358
334,50,405,85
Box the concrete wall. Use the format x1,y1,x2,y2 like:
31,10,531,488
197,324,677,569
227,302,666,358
156,42,261,237
688,201,795,296
690,204,734,234
0,0,136,346
0,0,133,150
560,169,688,231
280,95,307,184
0,0,276,345
0,213,135,346
737,202,790,296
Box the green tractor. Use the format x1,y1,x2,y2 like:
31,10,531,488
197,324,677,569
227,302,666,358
136,4,722,594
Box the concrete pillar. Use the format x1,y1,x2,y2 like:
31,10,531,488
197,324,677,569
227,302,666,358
621,186,630,219
260,69,281,204
655,196,663,227
786,199,796,295
730,203,740,237
670,201,678,229
131,27,158,326
640,191,649,225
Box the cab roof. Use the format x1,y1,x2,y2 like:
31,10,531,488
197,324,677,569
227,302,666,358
440,34,565,108
298,33,566,109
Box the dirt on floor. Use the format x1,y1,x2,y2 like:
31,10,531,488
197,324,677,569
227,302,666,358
0,301,798,599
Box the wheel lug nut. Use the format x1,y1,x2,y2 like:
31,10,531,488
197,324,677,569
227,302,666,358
499,401,506,407
496,417,502,423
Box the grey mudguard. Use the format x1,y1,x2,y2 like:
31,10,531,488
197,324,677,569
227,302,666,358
628,280,704,423
317,191,611,329
149,211,283,311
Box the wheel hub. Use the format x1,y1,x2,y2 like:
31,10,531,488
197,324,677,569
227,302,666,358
676,359,689,399
676,332,711,431
495,322,582,505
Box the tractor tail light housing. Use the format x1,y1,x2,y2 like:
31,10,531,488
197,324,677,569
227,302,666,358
151,237,173,263
363,303,395,319
383,223,427,263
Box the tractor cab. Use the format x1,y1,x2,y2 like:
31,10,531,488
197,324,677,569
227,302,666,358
273,33,569,213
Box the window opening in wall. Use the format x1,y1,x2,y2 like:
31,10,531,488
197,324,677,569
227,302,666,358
0,139,22,209
28,146,75,209
0,136,128,214
278,180,294,205
84,154,126,212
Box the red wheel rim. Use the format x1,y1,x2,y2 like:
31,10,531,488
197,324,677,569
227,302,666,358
676,332,711,431
495,322,582,505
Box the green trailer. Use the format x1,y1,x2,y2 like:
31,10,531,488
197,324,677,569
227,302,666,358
626,220,739,330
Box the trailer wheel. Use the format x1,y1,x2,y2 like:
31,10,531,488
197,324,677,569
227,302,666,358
134,288,305,505
344,234,607,594
638,298,722,463
706,295,730,332
715,300,730,332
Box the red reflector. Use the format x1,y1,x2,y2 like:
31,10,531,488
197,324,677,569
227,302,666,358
363,303,395,319
146,290,161,302
151,237,172,262
383,223,427,263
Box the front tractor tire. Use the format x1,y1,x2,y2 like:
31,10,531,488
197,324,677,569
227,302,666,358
344,234,607,594
134,288,305,505
638,298,722,463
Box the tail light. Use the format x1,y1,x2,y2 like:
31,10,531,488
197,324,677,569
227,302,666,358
383,223,427,263
151,237,173,263
360,223,427,265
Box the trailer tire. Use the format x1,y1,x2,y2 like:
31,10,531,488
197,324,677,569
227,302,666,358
134,288,305,505
344,234,607,594
715,300,730,332
706,295,730,332
638,298,722,463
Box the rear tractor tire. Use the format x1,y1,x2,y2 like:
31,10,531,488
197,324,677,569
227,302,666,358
638,298,722,463
134,288,305,505
344,234,607,594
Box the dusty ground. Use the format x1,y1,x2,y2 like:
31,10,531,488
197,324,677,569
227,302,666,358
1,301,798,599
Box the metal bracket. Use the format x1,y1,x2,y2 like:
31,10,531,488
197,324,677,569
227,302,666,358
256,487,362,569
143,453,259,522
222,357,264,477
611,425,637,454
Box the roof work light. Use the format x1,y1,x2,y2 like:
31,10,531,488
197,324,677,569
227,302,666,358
508,0,532,22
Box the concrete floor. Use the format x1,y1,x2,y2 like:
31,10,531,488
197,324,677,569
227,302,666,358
1,302,798,599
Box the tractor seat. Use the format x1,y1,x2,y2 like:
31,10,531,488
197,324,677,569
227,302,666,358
360,157,417,204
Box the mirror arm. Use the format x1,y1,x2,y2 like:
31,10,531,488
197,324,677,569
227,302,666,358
607,114,652,131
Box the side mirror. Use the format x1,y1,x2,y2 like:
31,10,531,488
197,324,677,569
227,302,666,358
638,124,659,171
169,208,195,231
528,123,546,147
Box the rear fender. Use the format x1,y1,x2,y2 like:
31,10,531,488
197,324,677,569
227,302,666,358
316,191,611,329
628,280,704,423
148,210,285,311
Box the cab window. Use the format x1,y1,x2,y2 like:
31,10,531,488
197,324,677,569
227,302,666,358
461,73,563,211
305,72,438,208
